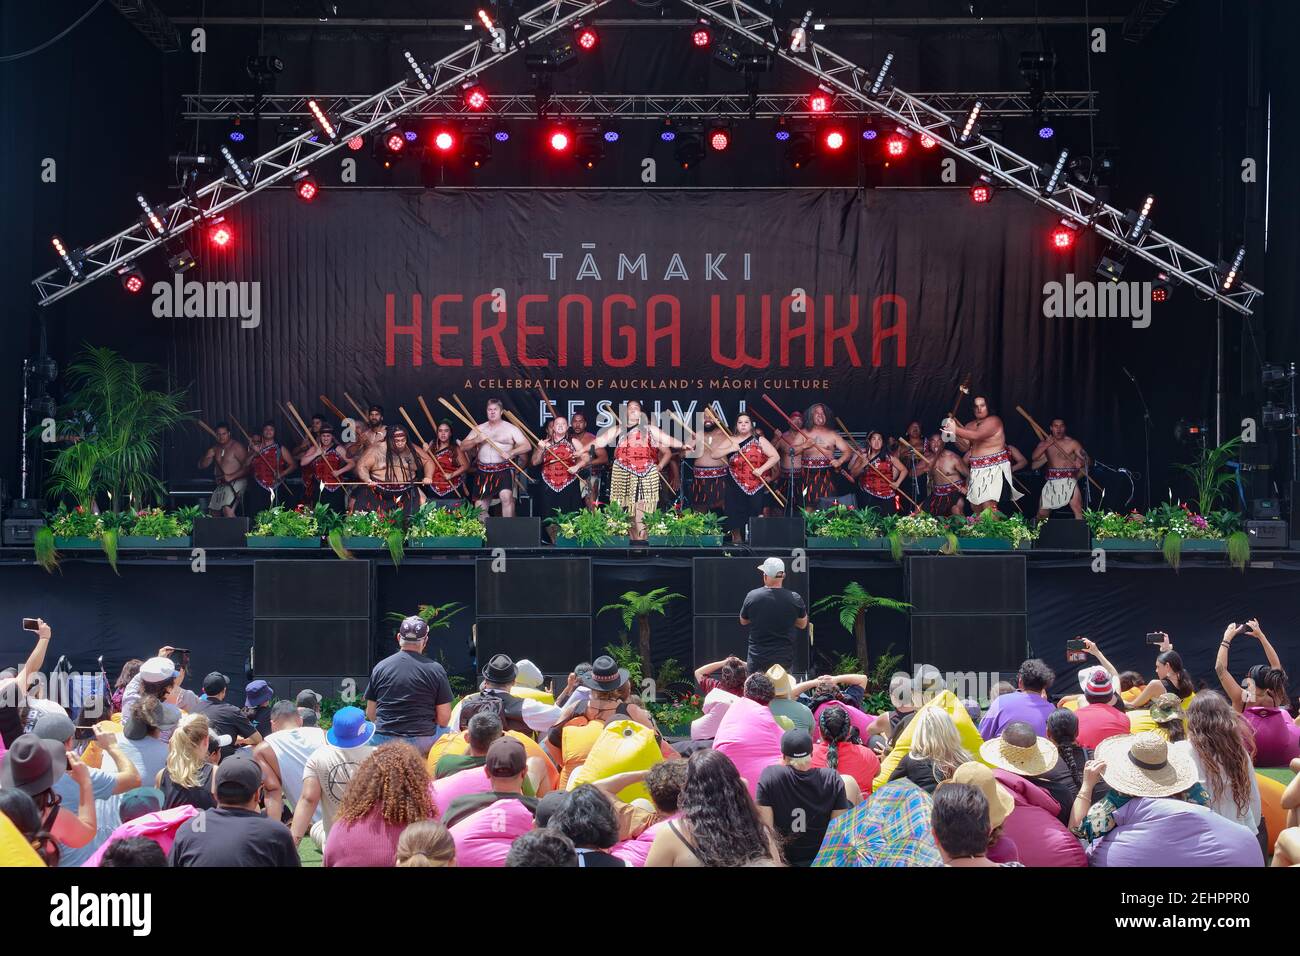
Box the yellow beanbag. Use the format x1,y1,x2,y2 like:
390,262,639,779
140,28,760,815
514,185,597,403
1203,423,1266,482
510,685,554,705
567,720,663,802
559,719,607,789
426,730,559,790
1258,772,1290,857
872,690,986,790
0,814,44,867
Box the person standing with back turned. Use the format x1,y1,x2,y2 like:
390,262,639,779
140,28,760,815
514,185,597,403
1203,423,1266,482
739,558,809,674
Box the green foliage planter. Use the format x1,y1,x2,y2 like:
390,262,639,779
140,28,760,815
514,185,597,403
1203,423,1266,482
249,505,325,549
553,503,632,547
406,502,485,550
1178,539,1227,552
806,537,889,549
247,536,321,548
643,509,723,548
1091,539,1159,551
341,536,388,549
901,536,956,551
407,537,483,549
647,535,724,547
958,538,1031,551
556,537,631,548
53,537,101,549
118,536,191,548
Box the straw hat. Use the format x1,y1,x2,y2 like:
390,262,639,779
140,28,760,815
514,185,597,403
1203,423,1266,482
1095,732,1198,798
951,762,1015,829
979,723,1059,777
765,665,797,698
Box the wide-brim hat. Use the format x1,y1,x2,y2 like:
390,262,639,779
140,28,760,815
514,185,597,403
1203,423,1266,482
482,654,518,685
980,734,1060,777
951,762,1016,829
580,655,629,692
0,734,67,795
766,665,796,698
1096,732,1198,798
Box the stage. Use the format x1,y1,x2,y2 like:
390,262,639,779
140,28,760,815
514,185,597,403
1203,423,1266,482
4,544,1298,704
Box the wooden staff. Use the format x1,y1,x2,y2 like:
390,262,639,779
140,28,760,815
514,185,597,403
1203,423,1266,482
694,409,787,508
412,396,468,499
230,412,291,496
825,413,923,512
278,403,307,439
394,405,466,498
195,419,219,440
438,396,529,479
505,409,572,472
318,395,352,425
898,436,963,489
536,385,561,421
1016,405,1104,493
396,406,428,447
343,391,369,422
286,401,347,486
948,373,972,420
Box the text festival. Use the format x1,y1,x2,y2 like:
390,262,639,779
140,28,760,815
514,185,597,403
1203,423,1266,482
384,248,908,370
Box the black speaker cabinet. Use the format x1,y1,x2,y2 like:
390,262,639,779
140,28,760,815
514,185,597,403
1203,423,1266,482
908,555,1026,614
747,516,805,548
193,516,250,549
254,560,371,618
475,617,592,675
486,516,542,548
692,558,810,616
693,617,811,673
253,619,372,675
1035,519,1091,551
1246,520,1288,549
476,557,591,616
910,614,1026,675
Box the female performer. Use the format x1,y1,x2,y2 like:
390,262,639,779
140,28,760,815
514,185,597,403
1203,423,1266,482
720,413,780,543
531,415,585,542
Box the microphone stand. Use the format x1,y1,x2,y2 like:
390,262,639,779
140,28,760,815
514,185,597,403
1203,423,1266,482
1123,367,1153,510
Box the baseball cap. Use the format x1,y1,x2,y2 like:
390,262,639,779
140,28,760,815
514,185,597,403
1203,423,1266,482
202,672,229,696
399,616,429,643
208,728,234,752
31,711,76,745
757,557,786,577
244,679,273,708
485,737,527,777
118,787,164,824
215,755,263,803
139,656,176,684
781,728,814,760
295,689,322,709
514,660,544,689
1078,666,1116,696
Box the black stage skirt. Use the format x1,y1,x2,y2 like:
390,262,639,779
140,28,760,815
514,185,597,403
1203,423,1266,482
536,479,584,524
725,479,771,534
475,464,514,501
354,485,419,520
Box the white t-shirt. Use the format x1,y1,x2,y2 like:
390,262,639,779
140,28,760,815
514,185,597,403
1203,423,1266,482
303,743,376,835
265,726,328,817
1172,739,1262,832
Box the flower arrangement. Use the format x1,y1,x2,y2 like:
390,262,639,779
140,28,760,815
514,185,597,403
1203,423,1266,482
45,504,107,539
955,509,1038,548
341,508,406,565
37,504,203,573
553,503,632,545
883,511,959,561
252,504,322,538
1084,505,1249,570
122,506,202,540
405,502,485,540
648,694,704,733
642,507,724,541
1084,508,1162,541
802,503,886,540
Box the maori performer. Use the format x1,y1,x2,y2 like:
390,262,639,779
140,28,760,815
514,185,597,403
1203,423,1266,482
293,412,326,458
686,418,730,516
531,415,584,541
198,422,248,518
920,433,969,517
787,403,856,506
581,400,687,542
348,404,388,457
771,409,805,516
898,420,928,510
1031,418,1090,519
355,426,430,519
459,397,530,517
851,431,909,512
945,396,1024,514
299,423,354,512
245,421,297,517
722,413,780,543
568,411,606,508
424,420,470,504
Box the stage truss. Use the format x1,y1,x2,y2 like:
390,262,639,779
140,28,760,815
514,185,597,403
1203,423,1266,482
33,0,1260,316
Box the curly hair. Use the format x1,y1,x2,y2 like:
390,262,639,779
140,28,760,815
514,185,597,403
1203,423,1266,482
1186,691,1256,818
682,749,779,866
743,673,776,706
336,742,435,827
716,657,748,695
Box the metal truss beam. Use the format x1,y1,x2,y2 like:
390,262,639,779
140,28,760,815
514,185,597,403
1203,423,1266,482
181,89,1098,122
1123,0,1182,43
679,0,1261,315
110,0,181,53
33,0,611,307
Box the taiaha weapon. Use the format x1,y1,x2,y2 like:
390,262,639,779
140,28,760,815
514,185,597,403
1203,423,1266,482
505,409,573,475
286,401,348,488
343,391,369,422
833,418,924,513
394,405,462,497
412,396,468,500
1016,405,1103,493
439,396,530,480
318,395,351,425
229,412,290,496
278,403,307,440
195,419,220,440
536,385,561,421
693,409,787,508
899,436,965,490
942,374,972,442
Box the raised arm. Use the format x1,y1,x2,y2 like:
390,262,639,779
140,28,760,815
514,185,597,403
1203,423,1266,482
694,657,734,685
1030,440,1050,470
1215,622,1246,711
15,619,53,689
1244,618,1282,670
1081,638,1119,679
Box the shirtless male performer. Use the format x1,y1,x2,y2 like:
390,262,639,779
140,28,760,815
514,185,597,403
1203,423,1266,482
943,396,1024,514
424,421,470,505
787,403,857,507
568,412,607,509
898,420,927,510
850,431,909,513
771,409,805,516
686,418,730,516
459,398,531,517
919,434,969,516
348,404,388,458
1031,418,1090,519
246,421,298,516
355,426,431,519
299,423,355,512
198,422,249,517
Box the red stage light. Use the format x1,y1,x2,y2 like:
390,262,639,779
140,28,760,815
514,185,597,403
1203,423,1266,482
296,177,318,201
121,270,144,293
549,129,571,152
1151,285,1169,303
386,132,405,152
969,182,992,204
920,134,938,149
347,135,365,151
885,133,908,157
823,129,846,151
209,223,233,249
809,94,830,113
692,27,711,48
576,26,598,50
1050,224,1076,251
709,129,730,151
434,130,456,152
465,86,488,110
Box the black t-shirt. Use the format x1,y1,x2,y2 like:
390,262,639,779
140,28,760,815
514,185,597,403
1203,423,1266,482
756,764,850,866
168,807,300,867
363,650,453,737
739,586,807,668
192,698,258,759
161,764,217,812
888,755,944,794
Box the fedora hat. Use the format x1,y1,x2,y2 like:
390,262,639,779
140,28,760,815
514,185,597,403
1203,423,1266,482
979,723,1059,777
0,734,67,796
580,655,629,692
766,664,796,698
1095,732,1198,799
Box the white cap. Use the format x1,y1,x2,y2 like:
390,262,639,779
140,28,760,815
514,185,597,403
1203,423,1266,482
514,659,544,689
139,656,176,683
757,557,786,577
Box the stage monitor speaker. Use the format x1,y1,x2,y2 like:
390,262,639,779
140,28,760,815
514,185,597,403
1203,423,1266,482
475,617,591,675
692,557,810,616
486,516,542,548
5,498,42,519
908,556,1025,614
1246,520,1288,550
1035,519,1090,550
693,617,811,673
254,560,370,618
1250,498,1280,520
747,517,804,548
476,557,591,616
911,614,1026,675
3,518,45,546
193,516,250,549
253,619,372,675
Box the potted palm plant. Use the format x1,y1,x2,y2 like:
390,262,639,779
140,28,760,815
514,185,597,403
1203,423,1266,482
597,587,685,684
385,602,466,634
810,583,910,675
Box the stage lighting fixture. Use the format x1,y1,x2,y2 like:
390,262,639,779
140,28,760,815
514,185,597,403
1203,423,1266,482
405,50,433,91
775,129,791,142
1050,219,1079,252
861,117,878,141
1019,50,1057,79
117,266,146,294
477,8,495,33
1096,247,1126,283
386,130,406,153
575,129,606,169
432,128,457,153
823,127,846,151
675,129,706,169
306,99,338,142
1174,419,1207,443
809,92,830,113
661,126,677,143
526,35,578,72
208,220,233,249
136,193,166,235
1262,364,1289,388
292,171,318,202
958,101,982,144
1261,403,1287,429
220,145,252,188
1124,194,1155,241
1152,272,1173,302
602,126,620,144
51,236,83,280
464,130,493,168
709,126,731,152
227,116,247,144
969,176,994,204
166,247,196,273
1040,149,1069,195
1217,245,1246,291
869,52,894,96
919,133,938,150
245,55,284,82
786,131,815,169
691,19,712,48
493,125,511,143
575,23,598,50
464,83,489,111
548,128,572,153
347,135,365,151
884,132,908,158
1034,110,1055,139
